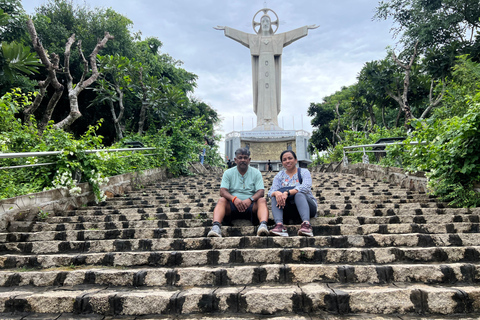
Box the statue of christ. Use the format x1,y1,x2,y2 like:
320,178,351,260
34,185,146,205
215,8,318,130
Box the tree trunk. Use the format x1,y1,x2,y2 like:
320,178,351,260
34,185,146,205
394,106,403,127
137,67,148,135
381,105,389,129
55,34,114,130
420,80,445,119
26,19,64,135
390,40,419,129
367,104,376,128
26,19,113,132
23,77,50,124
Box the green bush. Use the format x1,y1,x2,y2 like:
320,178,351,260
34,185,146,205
383,103,480,207
0,90,222,201
314,125,406,165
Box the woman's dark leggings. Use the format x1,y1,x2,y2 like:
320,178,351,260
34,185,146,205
271,192,317,224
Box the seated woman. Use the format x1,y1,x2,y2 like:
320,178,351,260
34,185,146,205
267,150,317,237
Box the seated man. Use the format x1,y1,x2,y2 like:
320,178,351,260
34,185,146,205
207,147,269,237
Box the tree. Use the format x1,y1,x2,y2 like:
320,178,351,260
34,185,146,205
375,0,480,77
0,0,27,43
92,54,140,141
388,41,420,127
134,37,197,94
307,86,353,151
356,61,399,129
26,18,113,133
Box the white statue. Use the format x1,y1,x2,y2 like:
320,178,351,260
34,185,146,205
215,8,318,130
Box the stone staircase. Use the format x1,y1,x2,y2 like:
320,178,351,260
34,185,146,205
0,170,480,319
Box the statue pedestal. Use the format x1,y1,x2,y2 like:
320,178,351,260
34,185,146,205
225,129,312,171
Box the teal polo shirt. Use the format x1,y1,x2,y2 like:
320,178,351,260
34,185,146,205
220,166,264,200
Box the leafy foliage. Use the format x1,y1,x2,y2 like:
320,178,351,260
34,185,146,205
310,125,406,166
0,90,219,201
383,102,480,207
1,41,42,80
435,55,480,119
308,1,480,207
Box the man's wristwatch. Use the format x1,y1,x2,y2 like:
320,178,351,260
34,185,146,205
249,197,255,202
286,190,291,196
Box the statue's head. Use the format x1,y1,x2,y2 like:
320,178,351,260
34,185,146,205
261,15,272,33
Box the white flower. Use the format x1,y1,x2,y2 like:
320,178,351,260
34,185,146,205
69,186,82,196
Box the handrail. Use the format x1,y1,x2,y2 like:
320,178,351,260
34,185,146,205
0,147,155,159
342,141,426,166
0,147,157,170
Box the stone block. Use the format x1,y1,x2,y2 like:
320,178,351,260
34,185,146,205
117,290,176,315
240,286,302,314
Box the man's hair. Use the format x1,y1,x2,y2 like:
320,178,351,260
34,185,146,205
235,147,251,158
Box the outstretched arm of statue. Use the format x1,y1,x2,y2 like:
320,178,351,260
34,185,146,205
221,26,251,48
213,26,226,30
307,24,320,29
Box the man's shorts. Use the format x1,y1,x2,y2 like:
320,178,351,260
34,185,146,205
222,201,259,225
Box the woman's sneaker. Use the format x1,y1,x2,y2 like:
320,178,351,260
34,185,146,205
269,223,288,237
298,221,313,237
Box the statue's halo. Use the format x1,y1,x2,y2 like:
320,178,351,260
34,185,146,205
252,8,279,34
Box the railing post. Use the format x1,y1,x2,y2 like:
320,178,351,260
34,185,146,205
362,147,369,164
343,148,349,166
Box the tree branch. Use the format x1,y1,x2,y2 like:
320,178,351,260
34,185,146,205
55,32,114,130
390,40,419,127
63,34,76,90
26,19,64,135
420,80,445,119
77,40,89,85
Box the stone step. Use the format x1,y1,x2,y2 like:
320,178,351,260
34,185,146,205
28,213,480,233
34,211,479,232
43,212,208,224
1,232,480,255
31,218,211,232
314,214,480,225
86,199,217,207
318,207,477,217
0,262,479,288
51,204,471,222
3,222,480,243
2,246,480,270
0,283,478,315
0,314,440,320
45,207,477,227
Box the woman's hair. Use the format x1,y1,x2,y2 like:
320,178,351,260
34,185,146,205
280,150,297,161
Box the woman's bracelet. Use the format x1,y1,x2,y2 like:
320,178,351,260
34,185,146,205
232,196,237,203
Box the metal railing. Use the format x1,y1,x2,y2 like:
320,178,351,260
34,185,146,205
342,141,426,166
0,147,156,170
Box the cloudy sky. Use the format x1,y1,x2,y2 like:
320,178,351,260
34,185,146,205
20,0,396,155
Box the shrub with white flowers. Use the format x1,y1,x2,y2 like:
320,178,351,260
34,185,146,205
51,170,82,196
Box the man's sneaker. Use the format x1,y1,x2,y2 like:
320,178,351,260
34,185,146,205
257,222,269,236
269,223,288,237
298,221,313,237
207,224,222,237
